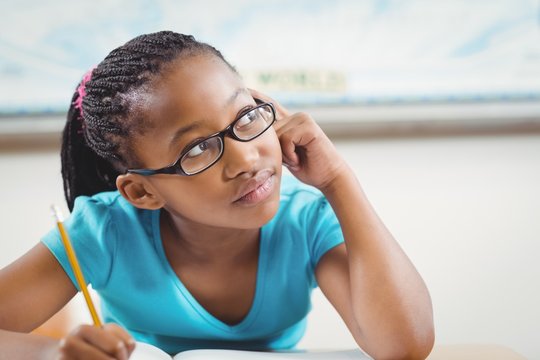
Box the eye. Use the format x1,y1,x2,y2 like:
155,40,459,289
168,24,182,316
185,140,210,158
235,108,259,129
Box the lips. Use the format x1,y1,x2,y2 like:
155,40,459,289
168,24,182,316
233,170,275,204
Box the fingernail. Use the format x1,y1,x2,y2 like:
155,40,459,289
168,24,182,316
128,338,136,350
117,342,128,360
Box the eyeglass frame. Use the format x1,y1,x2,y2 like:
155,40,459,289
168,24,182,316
126,102,276,176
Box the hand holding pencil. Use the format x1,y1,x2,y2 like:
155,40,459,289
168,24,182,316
51,205,136,359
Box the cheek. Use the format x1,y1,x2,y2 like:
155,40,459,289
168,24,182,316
158,180,221,215
263,130,283,162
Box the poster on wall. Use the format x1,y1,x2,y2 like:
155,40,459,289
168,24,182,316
1,0,539,116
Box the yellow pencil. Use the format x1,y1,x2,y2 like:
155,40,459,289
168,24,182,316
51,205,102,327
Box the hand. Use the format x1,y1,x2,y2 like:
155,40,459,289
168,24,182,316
54,323,135,360
250,89,347,190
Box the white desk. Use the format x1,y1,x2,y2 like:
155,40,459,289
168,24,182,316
427,344,527,360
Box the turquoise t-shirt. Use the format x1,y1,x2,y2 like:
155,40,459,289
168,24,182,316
41,176,344,354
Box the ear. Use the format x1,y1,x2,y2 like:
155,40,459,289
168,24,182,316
116,173,165,210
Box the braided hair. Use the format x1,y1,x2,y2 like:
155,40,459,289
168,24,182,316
61,31,232,211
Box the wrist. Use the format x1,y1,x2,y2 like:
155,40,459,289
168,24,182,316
319,164,358,199
41,338,61,360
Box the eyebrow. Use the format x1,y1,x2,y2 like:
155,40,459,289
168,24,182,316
227,87,250,108
169,121,202,150
169,87,250,149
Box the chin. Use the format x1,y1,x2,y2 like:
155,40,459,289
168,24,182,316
235,187,281,229
257,199,281,226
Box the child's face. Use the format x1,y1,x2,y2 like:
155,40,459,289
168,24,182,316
131,54,283,229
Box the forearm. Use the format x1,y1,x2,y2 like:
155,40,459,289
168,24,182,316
0,328,58,360
321,167,434,358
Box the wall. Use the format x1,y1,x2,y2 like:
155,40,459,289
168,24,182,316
1,134,539,358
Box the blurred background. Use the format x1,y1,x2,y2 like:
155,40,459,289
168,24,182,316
1,0,539,358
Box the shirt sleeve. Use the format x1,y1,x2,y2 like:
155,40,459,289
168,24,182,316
305,195,344,271
41,196,116,290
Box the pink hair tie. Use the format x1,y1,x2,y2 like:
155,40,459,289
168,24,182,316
74,66,96,117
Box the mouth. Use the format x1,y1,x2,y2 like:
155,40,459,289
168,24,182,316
233,170,277,205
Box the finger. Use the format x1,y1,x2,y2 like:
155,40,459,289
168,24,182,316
248,88,290,119
277,123,301,169
248,88,273,104
102,323,136,356
59,335,116,360
275,112,315,145
73,325,129,360
279,136,300,169
276,113,321,169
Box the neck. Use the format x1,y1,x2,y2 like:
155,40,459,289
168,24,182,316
161,210,260,264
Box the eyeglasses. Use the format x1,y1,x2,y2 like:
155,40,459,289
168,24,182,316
127,102,276,176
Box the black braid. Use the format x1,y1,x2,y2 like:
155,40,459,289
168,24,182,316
61,31,232,211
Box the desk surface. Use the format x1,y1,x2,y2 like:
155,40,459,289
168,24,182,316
428,344,527,360
131,343,527,360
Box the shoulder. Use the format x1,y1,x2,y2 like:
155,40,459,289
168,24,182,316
272,175,334,231
72,191,128,212
267,175,344,277
63,191,132,242
71,191,144,223
41,192,136,289
278,175,333,214
65,191,153,247
279,175,325,205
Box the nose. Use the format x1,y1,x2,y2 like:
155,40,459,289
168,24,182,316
222,137,260,179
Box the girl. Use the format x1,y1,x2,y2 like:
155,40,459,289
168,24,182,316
0,31,434,359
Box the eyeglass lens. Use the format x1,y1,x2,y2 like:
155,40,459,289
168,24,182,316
180,104,274,175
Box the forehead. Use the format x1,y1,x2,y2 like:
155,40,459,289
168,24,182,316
142,54,245,123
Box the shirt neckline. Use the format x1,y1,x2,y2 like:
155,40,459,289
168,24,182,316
151,209,268,333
